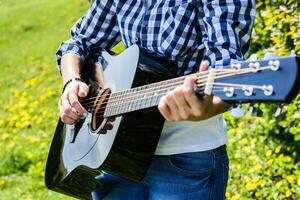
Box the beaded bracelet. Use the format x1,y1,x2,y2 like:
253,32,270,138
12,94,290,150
62,77,84,93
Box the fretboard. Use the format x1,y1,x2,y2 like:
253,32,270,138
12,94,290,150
103,71,206,117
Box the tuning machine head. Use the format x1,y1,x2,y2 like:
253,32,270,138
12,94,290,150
230,104,245,118
263,51,279,59
273,103,284,117
230,63,242,70
249,103,263,117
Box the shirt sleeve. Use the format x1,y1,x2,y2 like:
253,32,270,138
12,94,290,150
200,0,256,68
55,0,120,71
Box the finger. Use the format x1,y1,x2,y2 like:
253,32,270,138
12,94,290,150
182,77,203,116
172,87,191,119
60,96,79,120
199,60,210,72
78,82,89,98
105,121,113,130
61,114,76,125
68,92,86,115
165,92,181,121
158,96,172,121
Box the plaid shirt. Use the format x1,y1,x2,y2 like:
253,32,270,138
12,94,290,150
56,0,255,75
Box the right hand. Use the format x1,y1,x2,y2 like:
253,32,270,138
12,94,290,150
59,80,89,124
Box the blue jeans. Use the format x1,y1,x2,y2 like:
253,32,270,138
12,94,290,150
92,145,229,200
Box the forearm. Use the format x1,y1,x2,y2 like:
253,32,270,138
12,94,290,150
60,53,83,85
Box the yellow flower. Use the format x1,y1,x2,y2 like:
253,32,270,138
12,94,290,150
0,178,5,187
275,146,281,153
28,136,39,143
228,138,235,144
35,118,43,125
7,141,15,149
231,194,240,200
266,150,272,157
250,164,262,173
276,180,283,188
286,176,294,184
40,171,45,177
1,133,9,140
297,177,300,187
26,152,33,160
255,191,261,198
284,156,292,163
267,159,273,165
225,192,230,198
241,138,248,145
285,190,292,198
244,114,252,121
245,181,258,191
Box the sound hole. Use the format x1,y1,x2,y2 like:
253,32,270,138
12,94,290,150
91,88,111,132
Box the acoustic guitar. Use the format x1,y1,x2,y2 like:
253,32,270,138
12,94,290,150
45,45,300,199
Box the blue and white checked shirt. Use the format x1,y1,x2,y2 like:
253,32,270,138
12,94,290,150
56,0,255,75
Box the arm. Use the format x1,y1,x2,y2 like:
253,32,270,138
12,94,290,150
158,0,255,122
57,0,120,124
201,0,256,68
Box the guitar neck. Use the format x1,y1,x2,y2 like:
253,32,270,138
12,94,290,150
103,55,300,118
103,71,207,117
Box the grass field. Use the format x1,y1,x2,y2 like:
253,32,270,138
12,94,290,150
0,0,88,199
1,0,299,199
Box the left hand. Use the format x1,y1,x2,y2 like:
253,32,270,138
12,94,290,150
158,61,229,122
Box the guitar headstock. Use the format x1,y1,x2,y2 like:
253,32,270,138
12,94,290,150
197,55,300,104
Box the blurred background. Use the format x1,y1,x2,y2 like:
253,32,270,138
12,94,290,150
0,0,299,199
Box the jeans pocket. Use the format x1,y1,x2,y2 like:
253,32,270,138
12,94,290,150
168,152,213,176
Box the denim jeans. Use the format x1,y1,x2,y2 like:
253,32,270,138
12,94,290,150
92,145,229,200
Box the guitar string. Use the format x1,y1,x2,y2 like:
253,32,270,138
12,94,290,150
88,67,272,116
83,67,262,111
80,71,210,106
83,64,270,109
80,66,254,106
80,64,271,108
88,67,270,116
80,69,246,108
92,85,258,119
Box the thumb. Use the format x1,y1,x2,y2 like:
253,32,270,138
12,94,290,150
78,82,89,98
199,60,210,72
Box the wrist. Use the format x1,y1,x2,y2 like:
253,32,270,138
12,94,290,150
62,77,84,93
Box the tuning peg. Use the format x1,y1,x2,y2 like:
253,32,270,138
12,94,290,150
247,53,258,62
249,103,263,117
290,50,296,56
230,104,245,118
263,51,279,59
273,103,283,117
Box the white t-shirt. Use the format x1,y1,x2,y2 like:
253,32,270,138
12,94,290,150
155,114,227,155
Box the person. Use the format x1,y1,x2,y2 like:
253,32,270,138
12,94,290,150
56,0,255,199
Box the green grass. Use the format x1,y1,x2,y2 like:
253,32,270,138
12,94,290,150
0,0,89,199
1,0,299,199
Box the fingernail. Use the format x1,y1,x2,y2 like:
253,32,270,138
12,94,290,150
202,60,210,66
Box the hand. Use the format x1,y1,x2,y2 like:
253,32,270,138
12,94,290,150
158,61,229,122
59,80,89,124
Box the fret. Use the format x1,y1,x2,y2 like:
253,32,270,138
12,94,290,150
103,71,210,117
121,90,127,114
